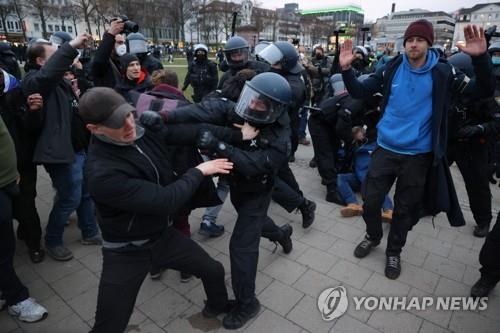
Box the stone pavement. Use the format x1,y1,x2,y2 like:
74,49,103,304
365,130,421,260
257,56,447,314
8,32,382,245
2,144,500,333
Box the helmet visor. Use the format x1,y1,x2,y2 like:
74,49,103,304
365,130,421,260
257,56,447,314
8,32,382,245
129,40,148,54
235,84,287,124
257,44,283,66
224,48,249,67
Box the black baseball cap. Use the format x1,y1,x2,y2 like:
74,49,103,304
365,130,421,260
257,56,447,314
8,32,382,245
78,87,135,129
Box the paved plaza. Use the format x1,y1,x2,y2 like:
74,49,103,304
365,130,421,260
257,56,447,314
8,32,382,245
1,144,500,333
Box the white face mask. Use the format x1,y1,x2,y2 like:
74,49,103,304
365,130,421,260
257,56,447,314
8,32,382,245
115,44,127,57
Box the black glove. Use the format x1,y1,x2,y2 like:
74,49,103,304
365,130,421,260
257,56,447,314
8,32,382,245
456,125,484,139
197,130,219,151
139,111,164,132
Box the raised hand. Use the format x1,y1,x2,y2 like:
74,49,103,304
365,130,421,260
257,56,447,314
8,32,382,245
339,39,356,71
27,93,43,112
457,25,487,56
196,158,234,176
233,122,259,140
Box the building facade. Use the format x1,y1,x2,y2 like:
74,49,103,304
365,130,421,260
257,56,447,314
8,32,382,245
453,2,500,46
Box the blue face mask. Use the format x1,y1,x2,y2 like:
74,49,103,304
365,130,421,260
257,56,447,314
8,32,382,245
492,56,500,65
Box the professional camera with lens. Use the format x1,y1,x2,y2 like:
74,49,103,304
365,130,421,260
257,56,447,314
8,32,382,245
112,15,139,34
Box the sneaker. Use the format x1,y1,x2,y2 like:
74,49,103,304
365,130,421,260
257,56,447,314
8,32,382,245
471,276,499,297
180,271,193,283
202,299,237,318
8,298,48,323
198,221,224,237
222,298,260,329
385,255,401,279
340,204,363,218
298,137,310,146
277,224,293,254
309,158,317,168
150,267,166,280
354,237,380,258
299,199,316,228
473,224,490,238
46,245,73,261
81,235,103,245
381,209,393,224
28,248,45,264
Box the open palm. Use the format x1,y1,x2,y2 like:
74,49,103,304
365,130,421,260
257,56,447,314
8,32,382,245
458,25,487,56
339,39,356,70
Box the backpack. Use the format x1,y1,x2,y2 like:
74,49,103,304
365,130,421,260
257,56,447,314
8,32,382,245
132,90,187,120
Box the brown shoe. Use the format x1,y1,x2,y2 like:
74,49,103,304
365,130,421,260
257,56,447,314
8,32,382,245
382,209,393,224
340,204,363,217
298,137,310,146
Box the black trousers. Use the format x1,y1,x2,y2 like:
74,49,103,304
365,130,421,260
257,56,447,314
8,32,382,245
308,113,340,188
13,164,42,250
479,213,500,282
272,164,305,212
91,228,228,333
290,112,300,154
447,142,492,227
0,182,29,306
362,147,432,256
229,189,272,305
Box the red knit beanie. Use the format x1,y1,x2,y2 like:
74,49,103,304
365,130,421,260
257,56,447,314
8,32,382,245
403,19,434,46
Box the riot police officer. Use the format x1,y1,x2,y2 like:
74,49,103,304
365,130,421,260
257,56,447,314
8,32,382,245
218,36,269,89
448,52,499,237
126,32,163,75
167,72,294,329
49,31,73,48
470,41,500,296
182,44,218,102
304,45,332,106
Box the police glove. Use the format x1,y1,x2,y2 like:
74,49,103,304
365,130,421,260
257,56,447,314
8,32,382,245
197,130,220,151
139,111,164,132
456,124,484,139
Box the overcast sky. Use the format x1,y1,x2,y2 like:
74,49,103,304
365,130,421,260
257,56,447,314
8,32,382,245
258,0,492,22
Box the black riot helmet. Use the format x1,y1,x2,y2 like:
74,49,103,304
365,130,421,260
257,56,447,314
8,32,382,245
224,36,250,70
49,31,73,47
127,32,148,55
448,52,474,77
257,41,303,74
235,72,292,124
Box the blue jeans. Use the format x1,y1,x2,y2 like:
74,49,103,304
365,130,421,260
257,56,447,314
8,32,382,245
202,178,230,223
337,173,393,210
298,107,308,139
44,151,98,247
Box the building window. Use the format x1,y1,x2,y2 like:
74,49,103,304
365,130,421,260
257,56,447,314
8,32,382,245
14,21,19,30
55,25,60,31
62,25,66,31
34,23,40,31
48,24,53,32
68,26,72,33
7,21,13,30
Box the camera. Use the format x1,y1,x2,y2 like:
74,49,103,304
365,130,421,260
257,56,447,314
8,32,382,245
112,15,139,34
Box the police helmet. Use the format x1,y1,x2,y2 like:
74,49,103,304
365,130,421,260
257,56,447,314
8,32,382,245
353,46,368,61
329,74,346,96
49,31,73,47
448,52,474,77
432,45,446,58
235,72,292,124
224,36,250,69
254,41,271,56
127,32,148,54
194,43,209,54
257,41,303,74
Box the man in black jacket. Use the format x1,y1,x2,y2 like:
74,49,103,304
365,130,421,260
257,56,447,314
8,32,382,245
91,18,127,88
81,87,240,333
340,21,495,280
22,34,101,262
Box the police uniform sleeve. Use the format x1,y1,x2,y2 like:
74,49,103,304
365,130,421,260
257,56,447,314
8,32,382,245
452,53,495,99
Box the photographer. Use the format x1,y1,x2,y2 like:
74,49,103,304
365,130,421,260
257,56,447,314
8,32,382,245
91,18,127,88
182,44,218,102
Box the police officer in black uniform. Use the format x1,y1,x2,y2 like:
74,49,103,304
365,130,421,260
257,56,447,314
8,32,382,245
470,41,500,297
167,73,294,329
448,52,499,238
182,43,218,102
258,42,317,227
218,36,269,89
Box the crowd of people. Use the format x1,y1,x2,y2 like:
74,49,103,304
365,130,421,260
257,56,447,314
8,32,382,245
1,17,500,332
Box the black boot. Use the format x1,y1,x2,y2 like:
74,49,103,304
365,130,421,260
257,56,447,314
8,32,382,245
299,199,316,228
222,298,261,329
277,224,293,254
471,275,499,297
473,224,490,238
202,299,237,318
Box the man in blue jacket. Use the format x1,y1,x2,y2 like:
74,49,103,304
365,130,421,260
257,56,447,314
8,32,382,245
339,20,495,280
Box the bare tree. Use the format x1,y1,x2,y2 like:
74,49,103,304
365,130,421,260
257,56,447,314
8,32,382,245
73,0,95,34
28,0,55,39
56,4,71,34
0,1,12,39
11,0,27,41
